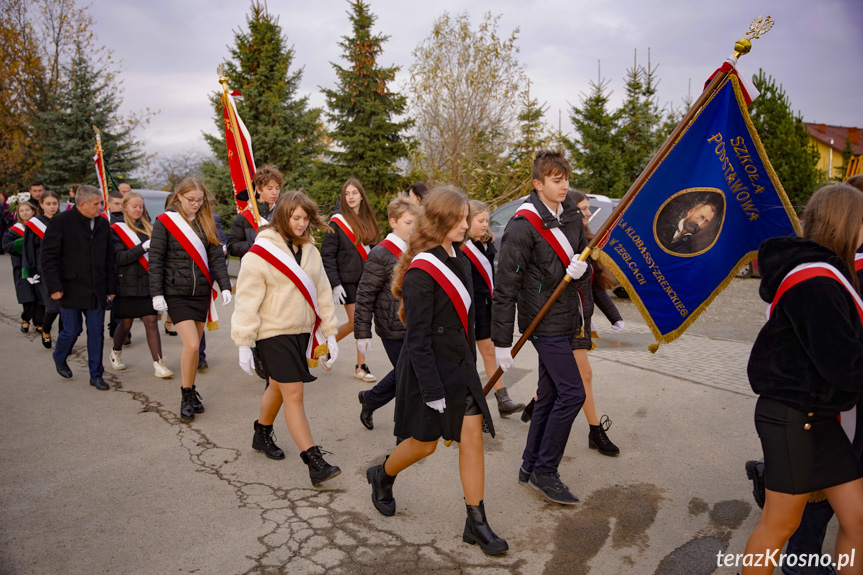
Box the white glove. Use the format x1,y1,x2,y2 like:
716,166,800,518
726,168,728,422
141,239,151,251
495,346,515,372
152,295,168,312
566,258,588,280
357,338,373,357
222,245,228,255
258,216,268,225
238,346,255,376
26,274,40,285
426,398,446,413
324,335,339,369
611,320,625,332
332,285,346,306
222,290,232,305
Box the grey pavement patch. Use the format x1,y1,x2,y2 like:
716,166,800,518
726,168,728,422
688,498,709,516
652,536,726,575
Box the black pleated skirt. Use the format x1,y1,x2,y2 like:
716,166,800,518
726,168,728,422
165,296,209,324
256,333,316,384
113,296,157,319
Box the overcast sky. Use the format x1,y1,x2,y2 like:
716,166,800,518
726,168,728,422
89,0,863,163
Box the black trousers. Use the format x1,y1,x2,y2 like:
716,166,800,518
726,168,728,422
363,338,403,411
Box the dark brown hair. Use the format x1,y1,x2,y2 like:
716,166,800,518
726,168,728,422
392,186,469,322
167,178,221,246
845,174,863,193
262,190,331,246
532,150,571,182
253,164,284,191
803,183,863,291
339,178,380,245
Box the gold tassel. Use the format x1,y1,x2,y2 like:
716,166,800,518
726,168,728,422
808,490,826,504
206,320,219,331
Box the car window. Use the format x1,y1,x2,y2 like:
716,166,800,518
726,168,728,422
144,198,165,222
490,202,521,228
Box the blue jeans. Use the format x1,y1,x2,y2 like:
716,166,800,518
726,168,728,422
523,335,586,476
363,338,403,411
54,305,106,379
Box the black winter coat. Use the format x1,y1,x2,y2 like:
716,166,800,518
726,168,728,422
354,242,405,341
148,212,231,298
2,226,37,304
748,237,863,413
226,202,270,258
111,220,152,298
40,207,115,310
491,190,589,347
394,246,494,442
321,222,369,287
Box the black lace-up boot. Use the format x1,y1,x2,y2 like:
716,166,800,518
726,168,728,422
588,414,619,456
180,387,196,420
252,420,285,460
300,446,341,487
190,385,205,413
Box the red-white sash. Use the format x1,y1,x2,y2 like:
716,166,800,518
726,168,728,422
10,223,25,237
409,252,471,343
157,212,220,330
330,214,370,261
248,237,330,367
241,209,259,231
514,203,574,266
770,262,863,322
378,233,405,259
111,222,149,272
854,253,863,272
462,239,494,297
24,217,47,239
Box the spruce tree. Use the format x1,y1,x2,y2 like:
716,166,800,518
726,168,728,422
321,0,411,201
838,138,855,180
203,0,324,218
37,42,142,190
615,50,662,196
565,67,622,196
749,69,821,210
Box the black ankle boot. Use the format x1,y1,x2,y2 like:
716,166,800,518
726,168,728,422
463,500,508,555
180,386,196,420
366,459,396,516
495,387,525,417
521,397,535,423
253,420,285,460
358,391,374,430
190,385,204,413
300,446,341,487
588,415,619,456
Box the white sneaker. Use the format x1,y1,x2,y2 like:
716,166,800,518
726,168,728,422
153,357,173,379
354,364,377,383
110,349,126,370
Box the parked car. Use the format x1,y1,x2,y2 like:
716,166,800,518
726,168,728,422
136,189,172,221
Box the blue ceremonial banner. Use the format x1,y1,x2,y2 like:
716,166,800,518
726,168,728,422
594,74,801,351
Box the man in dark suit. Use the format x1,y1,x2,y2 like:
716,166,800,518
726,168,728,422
656,200,718,255
41,185,116,389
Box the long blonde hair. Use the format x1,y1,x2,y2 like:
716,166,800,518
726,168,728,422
392,186,469,322
467,199,494,243
803,183,863,291
166,178,221,246
122,191,153,238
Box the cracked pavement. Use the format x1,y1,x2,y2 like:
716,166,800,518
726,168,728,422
0,256,789,574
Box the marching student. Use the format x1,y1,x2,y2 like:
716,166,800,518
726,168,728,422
321,178,380,382
367,186,508,556
226,164,283,258
405,182,428,204
107,190,124,223
2,201,40,333
491,150,590,505
742,183,863,575
233,191,341,486
463,200,525,418
149,178,231,420
109,191,173,378
22,190,62,349
354,197,419,431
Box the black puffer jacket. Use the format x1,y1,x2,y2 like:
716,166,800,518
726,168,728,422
148,211,230,297
226,202,270,258
748,237,863,413
321,222,370,288
111,220,151,298
354,240,405,341
491,190,589,347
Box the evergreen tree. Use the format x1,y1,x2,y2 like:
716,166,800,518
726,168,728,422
838,138,855,180
565,67,622,196
321,0,411,202
37,42,142,190
203,1,325,219
749,70,821,210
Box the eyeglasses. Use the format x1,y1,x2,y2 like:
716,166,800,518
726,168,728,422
181,195,205,205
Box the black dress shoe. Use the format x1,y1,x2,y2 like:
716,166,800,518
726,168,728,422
359,391,374,430
197,358,208,371
41,333,52,349
56,362,73,379
89,376,109,390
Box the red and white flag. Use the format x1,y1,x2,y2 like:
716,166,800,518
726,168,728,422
223,90,257,213
705,57,760,106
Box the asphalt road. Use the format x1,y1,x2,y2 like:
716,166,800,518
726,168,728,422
0,255,803,575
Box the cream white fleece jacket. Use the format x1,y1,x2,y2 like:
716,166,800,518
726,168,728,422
231,228,338,347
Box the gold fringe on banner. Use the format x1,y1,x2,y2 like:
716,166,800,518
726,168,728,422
307,342,330,368
206,320,219,331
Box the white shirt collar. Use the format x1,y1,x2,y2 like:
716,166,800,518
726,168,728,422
540,199,564,221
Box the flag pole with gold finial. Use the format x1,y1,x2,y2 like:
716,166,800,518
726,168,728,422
92,125,110,211
218,63,260,224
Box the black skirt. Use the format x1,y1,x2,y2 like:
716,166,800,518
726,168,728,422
342,282,358,305
256,333,317,383
165,295,209,324
113,296,157,319
474,292,492,341
755,396,863,494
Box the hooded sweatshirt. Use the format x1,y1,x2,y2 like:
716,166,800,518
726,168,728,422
747,236,863,413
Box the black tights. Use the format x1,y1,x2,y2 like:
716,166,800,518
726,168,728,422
113,315,162,361
21,302,38,324
42,310,58,333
